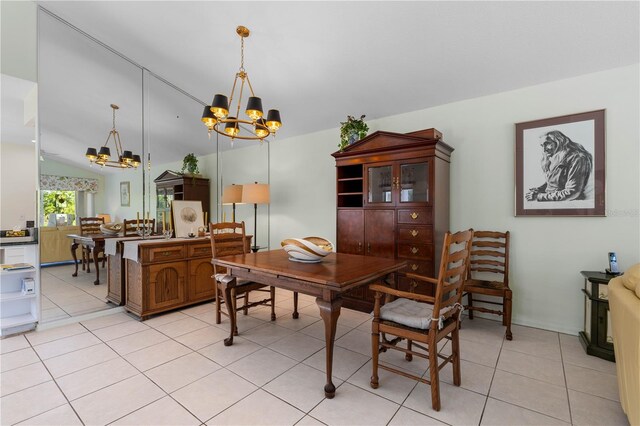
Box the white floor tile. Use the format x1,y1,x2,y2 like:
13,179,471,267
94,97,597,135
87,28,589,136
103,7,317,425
481,397,570,425
303,346,369,381
241,322,296,346
227,347,298,387
559,333,617,375
498,348,565,386
335,329,371,357
489,369,570,422
111,396,200,425
15,404,83,425
71,374,165,425
171,368,257,422
91,320,150,341
310,382,400,426
56,358,138,401
174,325,229,350
348,360,418,404
264,363,341,412
198,336,262,367
124,340,191,371
25,323,87,346
43,343,119,378
207,389,305,425
153,316,210,338
439,359,494,395
33,332,101,360
389,407,448,425
0,334,30,354
564,363,620,402
268,331,325,361
80,312,136,331
145,352,221,393
404,381,486,425
0,381,67,425
0,347,40,372
0,362,52,397
300,320,351,341
107,329,170,355
568,389,629,426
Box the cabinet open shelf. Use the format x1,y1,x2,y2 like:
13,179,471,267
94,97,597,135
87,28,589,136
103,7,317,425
0,291,37,302
337,165,364,208
0,313,37,329
0,267,35,276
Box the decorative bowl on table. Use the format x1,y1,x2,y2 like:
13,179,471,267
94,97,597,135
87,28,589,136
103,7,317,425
281,237,334,263
100,223,122,235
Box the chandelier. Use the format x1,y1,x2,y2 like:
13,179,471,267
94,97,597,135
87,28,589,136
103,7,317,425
85,104,140,168
201,26,282,142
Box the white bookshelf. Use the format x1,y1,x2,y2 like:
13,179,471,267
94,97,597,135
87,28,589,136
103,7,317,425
1,244,40,336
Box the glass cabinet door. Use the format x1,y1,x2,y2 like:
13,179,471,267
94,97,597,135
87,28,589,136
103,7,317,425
367,165,393,204
399,161,428,203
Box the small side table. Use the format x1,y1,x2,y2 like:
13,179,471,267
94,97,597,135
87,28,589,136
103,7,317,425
579,271,617,362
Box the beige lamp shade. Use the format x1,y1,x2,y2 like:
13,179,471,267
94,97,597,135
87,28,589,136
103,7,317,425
97,214,112,223
242,183,270,204
221,184,244,205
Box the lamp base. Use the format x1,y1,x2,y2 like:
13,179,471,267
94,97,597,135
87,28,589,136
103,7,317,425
251,246,260,253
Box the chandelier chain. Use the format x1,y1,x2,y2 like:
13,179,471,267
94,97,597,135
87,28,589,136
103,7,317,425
239,36,245,73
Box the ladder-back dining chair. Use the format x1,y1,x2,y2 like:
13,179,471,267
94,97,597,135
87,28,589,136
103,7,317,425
369,229,473,412
79,216,106,271
123,218,156,237
462,230,512,340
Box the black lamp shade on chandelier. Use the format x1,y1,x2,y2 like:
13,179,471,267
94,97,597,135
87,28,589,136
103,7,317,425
86,104,140,169
201,26,282,142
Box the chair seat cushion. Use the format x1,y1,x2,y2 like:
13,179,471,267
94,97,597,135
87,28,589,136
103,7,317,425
214,273,251,286
380,298,435,329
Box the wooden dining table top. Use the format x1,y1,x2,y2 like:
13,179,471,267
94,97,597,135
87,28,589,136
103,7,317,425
213,249,407,292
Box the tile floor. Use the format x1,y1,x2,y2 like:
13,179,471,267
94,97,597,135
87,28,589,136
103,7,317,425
40,264,112,322
0,288,629,426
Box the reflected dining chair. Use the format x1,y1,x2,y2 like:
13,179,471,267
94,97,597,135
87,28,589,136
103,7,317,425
210,221,276,337
79,216,106,271
123,218,156,237
369,229,473,411
462,230,512,340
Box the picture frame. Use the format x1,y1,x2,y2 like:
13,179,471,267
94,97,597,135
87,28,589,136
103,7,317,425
515,110,605,217
171,200,204,238
120,181,130,207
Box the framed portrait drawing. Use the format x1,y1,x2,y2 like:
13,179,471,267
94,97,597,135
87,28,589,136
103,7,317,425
120,181,130,207
171,200,204,238
515,109,605,217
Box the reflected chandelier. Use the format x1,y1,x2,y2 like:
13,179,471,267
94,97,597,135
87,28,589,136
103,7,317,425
201,26,282,142
85,104,140,168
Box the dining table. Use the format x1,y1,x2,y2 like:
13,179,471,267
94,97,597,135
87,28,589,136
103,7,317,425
67,233,118,285
213,249,406,399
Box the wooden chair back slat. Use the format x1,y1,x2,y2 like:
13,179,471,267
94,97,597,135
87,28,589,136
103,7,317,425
473,231,505,239
467,231,510,286
473,259,505,268
210,222,247,276
471,249,503,257
79,217,105,235
431,229,473,321
473,240,505,249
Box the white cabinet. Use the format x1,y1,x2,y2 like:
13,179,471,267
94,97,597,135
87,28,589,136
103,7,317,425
1,244,40,336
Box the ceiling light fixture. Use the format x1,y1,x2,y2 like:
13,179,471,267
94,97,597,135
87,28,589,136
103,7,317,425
201,26,282,142
86,104,140,169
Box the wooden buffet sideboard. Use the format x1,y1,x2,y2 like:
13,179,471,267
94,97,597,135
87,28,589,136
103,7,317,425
124,236,251,319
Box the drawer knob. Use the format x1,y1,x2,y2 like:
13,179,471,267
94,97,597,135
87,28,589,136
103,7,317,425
411,247,419,254
410,280,418,288
410,229,419,237
161,251,172,256
411,264,419,271
410,212,419,220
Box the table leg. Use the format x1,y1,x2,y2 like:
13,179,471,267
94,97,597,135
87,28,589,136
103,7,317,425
93,247,100,285
316,296,342,399
292,292,299,319
86,247,91,274
220,275,238,346
71,242,79,277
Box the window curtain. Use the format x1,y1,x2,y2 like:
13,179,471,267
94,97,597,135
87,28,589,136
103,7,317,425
40,175,98,193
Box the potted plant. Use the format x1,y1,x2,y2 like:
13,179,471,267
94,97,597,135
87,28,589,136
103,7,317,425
181,153,200,176
339,115,369,151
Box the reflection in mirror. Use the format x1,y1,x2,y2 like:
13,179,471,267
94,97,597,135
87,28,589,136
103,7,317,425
144,72,215,235
217,136,270,251
38,9,143,323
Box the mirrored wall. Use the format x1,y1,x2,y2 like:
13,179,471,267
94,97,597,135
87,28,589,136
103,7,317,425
37,6,271,323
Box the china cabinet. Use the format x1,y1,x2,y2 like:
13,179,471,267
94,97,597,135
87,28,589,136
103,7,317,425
154,171,210,233
332,128,452,312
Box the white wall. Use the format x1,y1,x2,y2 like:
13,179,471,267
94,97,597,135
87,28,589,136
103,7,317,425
1,143,38,229
260,64,638,334
40,159,107,215
0,1,37,82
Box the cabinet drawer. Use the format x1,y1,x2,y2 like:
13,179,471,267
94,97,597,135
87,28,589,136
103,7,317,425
399,259,433,276
398,275,435,296
398,243,433,260
398,209,432,224
398,225,432,243
145,246,186,263
188,243,212,258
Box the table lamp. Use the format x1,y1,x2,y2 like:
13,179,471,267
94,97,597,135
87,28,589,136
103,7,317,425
221,184,244,222
241,182,270,252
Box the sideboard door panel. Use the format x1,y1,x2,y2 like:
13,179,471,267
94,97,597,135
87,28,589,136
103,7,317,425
148,262,186,311
188,258,216,302
337,210,364,255
364,210,395,258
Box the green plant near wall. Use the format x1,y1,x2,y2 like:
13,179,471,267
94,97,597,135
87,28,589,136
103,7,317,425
339,115,369,151
181,153,200,176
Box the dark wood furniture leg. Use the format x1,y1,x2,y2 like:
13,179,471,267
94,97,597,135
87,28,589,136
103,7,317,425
270,286,276,321
292,292,299,319
71,242,79,277
316,296,342,399
220,275,238,346
86,246,92,273
505,289,513,340
92,247,100,285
